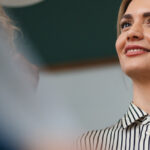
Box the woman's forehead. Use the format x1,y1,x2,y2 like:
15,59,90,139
125,0,150,14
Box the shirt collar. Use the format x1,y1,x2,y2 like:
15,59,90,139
121,102,148,129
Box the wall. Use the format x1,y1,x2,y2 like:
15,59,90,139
38,64,133,133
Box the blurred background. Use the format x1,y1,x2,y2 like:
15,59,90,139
0,0,133,139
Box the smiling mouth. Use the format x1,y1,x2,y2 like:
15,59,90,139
125,49,150,56
124,45,150,56
126,49,150,53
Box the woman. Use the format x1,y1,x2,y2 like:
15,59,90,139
80,0,150,149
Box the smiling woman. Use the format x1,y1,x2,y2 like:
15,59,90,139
79,0,150,150
116,0,150,81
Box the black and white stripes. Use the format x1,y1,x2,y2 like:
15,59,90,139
79,103,150,150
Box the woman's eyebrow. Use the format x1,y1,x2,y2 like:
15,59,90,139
121,14,132,20
143,12,150,17
121,12,150,20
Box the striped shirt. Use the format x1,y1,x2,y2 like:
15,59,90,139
79,103,150,150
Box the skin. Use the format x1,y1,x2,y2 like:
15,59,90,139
116,0,150,114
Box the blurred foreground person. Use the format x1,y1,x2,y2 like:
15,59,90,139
0,7,39,89
80,0,150,149
0,6,39,150
0,6,80,150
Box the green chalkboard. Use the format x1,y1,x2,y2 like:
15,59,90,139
6,0,121,66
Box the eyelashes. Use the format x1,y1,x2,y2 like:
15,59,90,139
120,17,150,31
120,21,131,29
120,18,150,30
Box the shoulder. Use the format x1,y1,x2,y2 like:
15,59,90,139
77,119,122,150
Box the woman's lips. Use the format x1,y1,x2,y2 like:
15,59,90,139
124,45,150,56
126,49,147,56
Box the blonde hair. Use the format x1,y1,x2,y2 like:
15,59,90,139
0,6,18,52
117,0,132,36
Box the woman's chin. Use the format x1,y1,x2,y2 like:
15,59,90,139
122,64,150,80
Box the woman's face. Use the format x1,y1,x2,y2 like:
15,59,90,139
116,0,150,79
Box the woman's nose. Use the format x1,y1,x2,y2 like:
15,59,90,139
127,24,144,41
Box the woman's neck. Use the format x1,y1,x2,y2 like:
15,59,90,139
133,80,150,114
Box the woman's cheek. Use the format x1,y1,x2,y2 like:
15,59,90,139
115,34,126,56
144,31,150,43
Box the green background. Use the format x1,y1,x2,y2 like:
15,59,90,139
6,0,121,66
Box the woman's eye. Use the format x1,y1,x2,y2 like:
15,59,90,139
121,22,131,29
146,18,150,24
